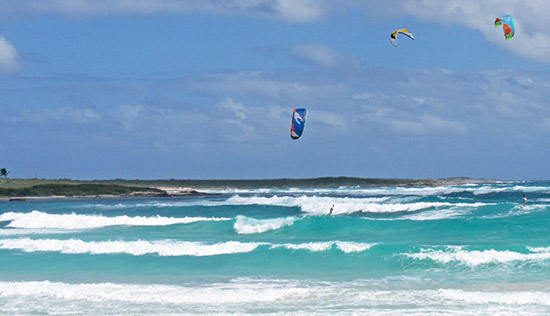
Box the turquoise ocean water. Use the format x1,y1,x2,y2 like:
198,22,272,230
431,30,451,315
1,181,550,315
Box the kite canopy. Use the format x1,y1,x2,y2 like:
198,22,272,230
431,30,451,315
495,15,515,40
290,108,307,140
390,29,414,47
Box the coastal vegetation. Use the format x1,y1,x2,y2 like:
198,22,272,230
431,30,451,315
103,177,443,190
0,177,482,199
0,180,165,198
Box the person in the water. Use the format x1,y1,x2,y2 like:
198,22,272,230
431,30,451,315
523,195,527,207
328,204,334,215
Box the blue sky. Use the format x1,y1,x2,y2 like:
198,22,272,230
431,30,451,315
1,0,550,180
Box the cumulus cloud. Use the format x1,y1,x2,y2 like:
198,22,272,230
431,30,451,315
190,66,547,136
179,66,550,143
0,37,19,74
2,0,548,63
3,63,550,179
399,0,550,63
0,0,327,22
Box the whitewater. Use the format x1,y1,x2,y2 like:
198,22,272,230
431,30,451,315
1,181,550,315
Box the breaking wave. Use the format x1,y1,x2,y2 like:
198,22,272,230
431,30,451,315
405,246,550,266
0,238,376,256
1,279,549,315
233,215,298,234
225,195,487,215
0,211,230,229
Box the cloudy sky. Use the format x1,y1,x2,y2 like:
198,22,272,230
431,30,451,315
1,0,550,180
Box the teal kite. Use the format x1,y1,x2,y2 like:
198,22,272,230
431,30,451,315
495,15,515,40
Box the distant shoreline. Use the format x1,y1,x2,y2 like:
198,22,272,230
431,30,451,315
1,188,209,202
0,182,210,201
0,177,501,201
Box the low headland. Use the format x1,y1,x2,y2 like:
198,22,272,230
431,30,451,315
0,177,492,201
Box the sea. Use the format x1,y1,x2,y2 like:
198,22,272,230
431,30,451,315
1,180,550,315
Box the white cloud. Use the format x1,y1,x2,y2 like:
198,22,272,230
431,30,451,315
353,93,373,100
413,97,434,105
183,66,550,141
313,110,347,129
116,104,145,130
11,106,101,125
291,43,340,68
420,114,468,135
215,98,265,142
0,37,18,74
112,103,206,136
3,1,548,63
0,0,327,22
47,107,101,123
290,43,360,70
192,71,312,99
217,98,247,120
273,0,326,22
388,118,427,135
367,111,468,136
400,0,550,63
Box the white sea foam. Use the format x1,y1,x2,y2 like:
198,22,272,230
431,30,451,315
527,246,550,253
406,246,550,266
208,185,477,197
271,241,376,253
0,238,375,256
335,241,377,253
225,195,486,215
272,241,333,251
479,204,549,219
1,280,549,315
399,204,486,220
0,228,78,236
79,199,240,210
0,238,264,256
285,183,550,197
0,211,230,229
438,288,550,305
226,194,390,214
470,184,550,195
233,215,298,234
0,280,309,305
329,182,550,197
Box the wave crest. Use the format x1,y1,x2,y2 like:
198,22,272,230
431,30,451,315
0,238,375,256
0,211,230,229
405,246,550,266
233,215,297,234
0,238,264,256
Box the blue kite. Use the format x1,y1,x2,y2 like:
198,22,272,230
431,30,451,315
290,108,307,140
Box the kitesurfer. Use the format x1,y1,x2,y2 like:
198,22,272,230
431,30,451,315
523,195,527,207
328,204,334,215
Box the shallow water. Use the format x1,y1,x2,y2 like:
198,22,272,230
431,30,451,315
1,181,549,315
